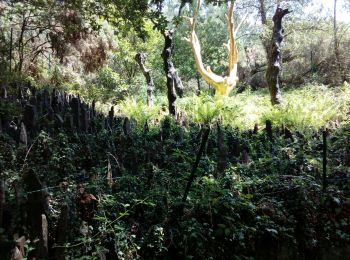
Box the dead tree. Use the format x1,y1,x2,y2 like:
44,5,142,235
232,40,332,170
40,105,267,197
186,0,246,96
266,6,291,105
333,0,344,82
162,29,183,115
135,53,155,106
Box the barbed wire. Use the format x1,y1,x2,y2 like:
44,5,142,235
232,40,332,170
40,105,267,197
327,177,350,182
24,176,124,195
21,175,350,196
256,186,301,196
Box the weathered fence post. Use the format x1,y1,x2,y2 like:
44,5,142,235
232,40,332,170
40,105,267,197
9,28,13,73
108,106,114,129
37,214,48,258
23,104,37,134
54,204,68,260
23,170,47,256
322,130,328,191
217,123,227,175
0,177,5,228
71,97,81,130
0,82,7,99
266,120,273,141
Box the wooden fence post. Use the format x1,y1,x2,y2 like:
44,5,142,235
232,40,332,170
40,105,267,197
322,130,328,191
9,28,13,74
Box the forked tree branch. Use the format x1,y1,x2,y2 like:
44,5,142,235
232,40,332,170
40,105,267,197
185,0,242,96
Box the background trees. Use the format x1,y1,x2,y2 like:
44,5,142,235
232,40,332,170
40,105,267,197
0,0,349,104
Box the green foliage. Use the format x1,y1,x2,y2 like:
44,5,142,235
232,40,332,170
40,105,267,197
118,98,162,125
178,94,239,125
0,100,349,259
107,20,165,94
117,83,350,130
262,84,350,129
95,66,129,101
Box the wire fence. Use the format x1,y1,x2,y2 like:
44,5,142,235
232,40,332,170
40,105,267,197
20,174,350,197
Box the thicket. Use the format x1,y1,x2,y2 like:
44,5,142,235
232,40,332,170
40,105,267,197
0,85,349,259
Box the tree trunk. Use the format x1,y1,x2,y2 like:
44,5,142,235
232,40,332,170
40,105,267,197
17,13,27,73
196,74,201,96
162,29,183,115
258,0,269,54
266,7,290,105
174,70,184,97
334,0,339,62
259,0,267,25
9,28,13,74
135,53,155,106
333,0,343,81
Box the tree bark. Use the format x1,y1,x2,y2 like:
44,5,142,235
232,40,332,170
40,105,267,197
266,7,290,105
135,53,155,106
259,0,267,25
162,30,177,115
258,0,269,55
9,28,13,74
334,0,339,62
174,70,184,97
333,0,343,81
162,29,184,115
17,13,27,73
196,74,201,95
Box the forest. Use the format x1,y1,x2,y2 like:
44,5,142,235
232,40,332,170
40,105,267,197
0,0,349,259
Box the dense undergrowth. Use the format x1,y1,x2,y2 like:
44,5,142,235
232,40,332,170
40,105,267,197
0,89,349,259
0,82,349,259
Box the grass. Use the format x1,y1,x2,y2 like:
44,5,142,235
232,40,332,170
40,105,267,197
106,83,350,130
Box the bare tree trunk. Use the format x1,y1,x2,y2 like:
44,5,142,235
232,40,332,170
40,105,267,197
135,53,155,106
266,7,290,105
9,28,13,74
259,0,267,25
334,0,339,62
196,74,201,95
258,0,269,55
333,0,343,82
17,13,27,73
162,29,177,115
